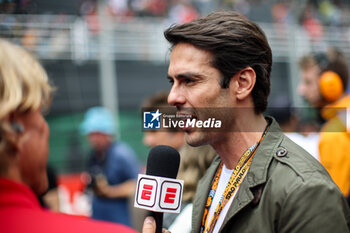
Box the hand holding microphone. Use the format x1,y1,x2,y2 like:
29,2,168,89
142,216,171,233
135,145,182,233
142,217,156,233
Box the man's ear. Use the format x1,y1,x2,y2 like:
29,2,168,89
230,67,256,100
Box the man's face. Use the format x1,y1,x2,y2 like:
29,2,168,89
167,42,232,146
298,65,323,106
87,132,112,152
19,109,50,195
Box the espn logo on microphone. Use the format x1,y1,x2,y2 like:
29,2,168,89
134,174,184,213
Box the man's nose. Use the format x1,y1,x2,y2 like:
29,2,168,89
168,85,186,107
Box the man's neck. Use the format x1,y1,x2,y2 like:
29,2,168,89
212,114,267,170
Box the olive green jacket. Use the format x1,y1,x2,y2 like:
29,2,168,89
192,117,350,233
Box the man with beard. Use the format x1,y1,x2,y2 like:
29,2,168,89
142,10,350,233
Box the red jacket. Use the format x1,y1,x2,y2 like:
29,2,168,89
0,178,138,233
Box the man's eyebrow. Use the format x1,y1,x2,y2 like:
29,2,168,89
167,72,201,80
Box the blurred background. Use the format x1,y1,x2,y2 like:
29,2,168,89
1,0,350,218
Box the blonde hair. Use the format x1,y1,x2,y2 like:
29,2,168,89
0,39,53,119
0,39,53,164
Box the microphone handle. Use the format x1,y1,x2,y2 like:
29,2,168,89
149,211,163,233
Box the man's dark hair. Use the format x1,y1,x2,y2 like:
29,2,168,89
164,10,272,114
326,48,349,89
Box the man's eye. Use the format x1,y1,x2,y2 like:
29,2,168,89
168,79,174,85
184,79,193,84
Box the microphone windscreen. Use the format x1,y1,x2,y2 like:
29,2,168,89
146,145,180,179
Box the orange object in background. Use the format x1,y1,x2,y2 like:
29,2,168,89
57,173,91,216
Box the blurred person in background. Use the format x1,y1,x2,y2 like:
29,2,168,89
299,48,350,201
168,0,199,24
80,106,140,226
142,91,185,151
168,144,216,233
0,38,137,233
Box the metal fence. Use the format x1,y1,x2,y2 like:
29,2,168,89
1,13,350,108
2,14,350,62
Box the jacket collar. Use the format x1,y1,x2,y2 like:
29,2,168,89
222,116,284,228
244,116,283,187
0,178,41,210
192,117,284,232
